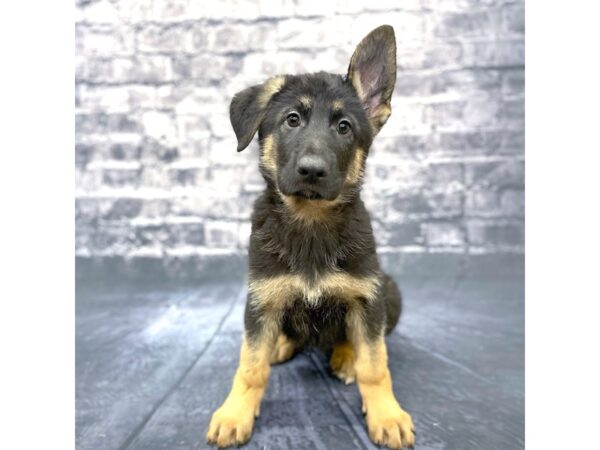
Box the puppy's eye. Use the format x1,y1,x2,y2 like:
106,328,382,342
286,112,301,127
337,120,352,135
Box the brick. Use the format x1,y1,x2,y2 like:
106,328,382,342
391,193,432,216
78,222,137,253
422,222,465,246
76,197,168,223
275,17,353,51
76,56,118,83
76,168,103,192
501,130,524,154
238,50,308,82
465,160,524,190
377,102,427,136
189,54,243,84
499,99,525,123
501,3,525,34
467,220,524,247
501,69,525,98
76,25,135,56
79,55,174,84
101,167,141,188
427,162,464,185
129,55,174,83
293,0,337,16
171,195,245,220
137,137,179,162
150,0,193,22
431,69,501,96
426,97,502,129
422,0,506,12
370,135,432,160
305,47,352,74
76,0,120,23
78,85,156,113
365,162,420,193
465,189,499,217
499,189,524,218
422,191,463,218
176,115,212,141
171,55,192,81
334,0,422,14
137,24,193,53
422,43,463,70
439,130,503,153
136,222,205,247
157,84,221,113
142,111,178,146
204,220,240,248
385,222,424,246
462,40,525,68
394,73,433,97
209,137,249,166
209,22,274,54
432,10,496,39
186,0,261,21
109,143,141,160
76,113,143,134
168,167,210,187
108,198,144,220
397,43,462,70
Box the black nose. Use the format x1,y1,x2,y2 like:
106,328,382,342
297,155,327,181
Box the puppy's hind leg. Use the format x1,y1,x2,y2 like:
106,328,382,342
330,341,356,384
270,333,296,365
382,272,402,335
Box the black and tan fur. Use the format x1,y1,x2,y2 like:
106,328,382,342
206,25,415,450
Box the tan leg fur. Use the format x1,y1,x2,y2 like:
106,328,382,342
330,341,356,384
206,335,275,448
348,320,415,449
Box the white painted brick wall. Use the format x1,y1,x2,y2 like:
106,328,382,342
75,0,525,266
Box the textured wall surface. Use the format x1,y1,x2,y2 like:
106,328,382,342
75,0,524,276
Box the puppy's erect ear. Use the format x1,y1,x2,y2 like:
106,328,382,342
230,76,286,152
347,25,397,135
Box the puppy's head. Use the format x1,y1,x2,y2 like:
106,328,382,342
230,25,396,208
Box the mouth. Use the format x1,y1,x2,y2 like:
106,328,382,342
293,189,324,200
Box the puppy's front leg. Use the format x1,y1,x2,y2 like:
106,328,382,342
348,313,415,449
206,310,278,448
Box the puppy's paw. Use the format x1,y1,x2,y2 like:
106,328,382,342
206,403,255,448
330,342,356,384
270,334,295,365
365,399,415,449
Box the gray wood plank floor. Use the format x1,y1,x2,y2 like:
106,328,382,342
76,261,524,450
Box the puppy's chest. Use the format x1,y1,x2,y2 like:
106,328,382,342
258,219,349,273
248,270,380,311
281,296,348,349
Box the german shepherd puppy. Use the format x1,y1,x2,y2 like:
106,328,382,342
207,25,415,449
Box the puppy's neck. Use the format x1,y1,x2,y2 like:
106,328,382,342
270,187,358,229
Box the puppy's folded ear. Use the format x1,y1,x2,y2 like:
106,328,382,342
347,25,397,135
230,76,286,152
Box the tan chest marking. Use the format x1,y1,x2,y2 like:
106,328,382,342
248,272,381,309
279,195,339,224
